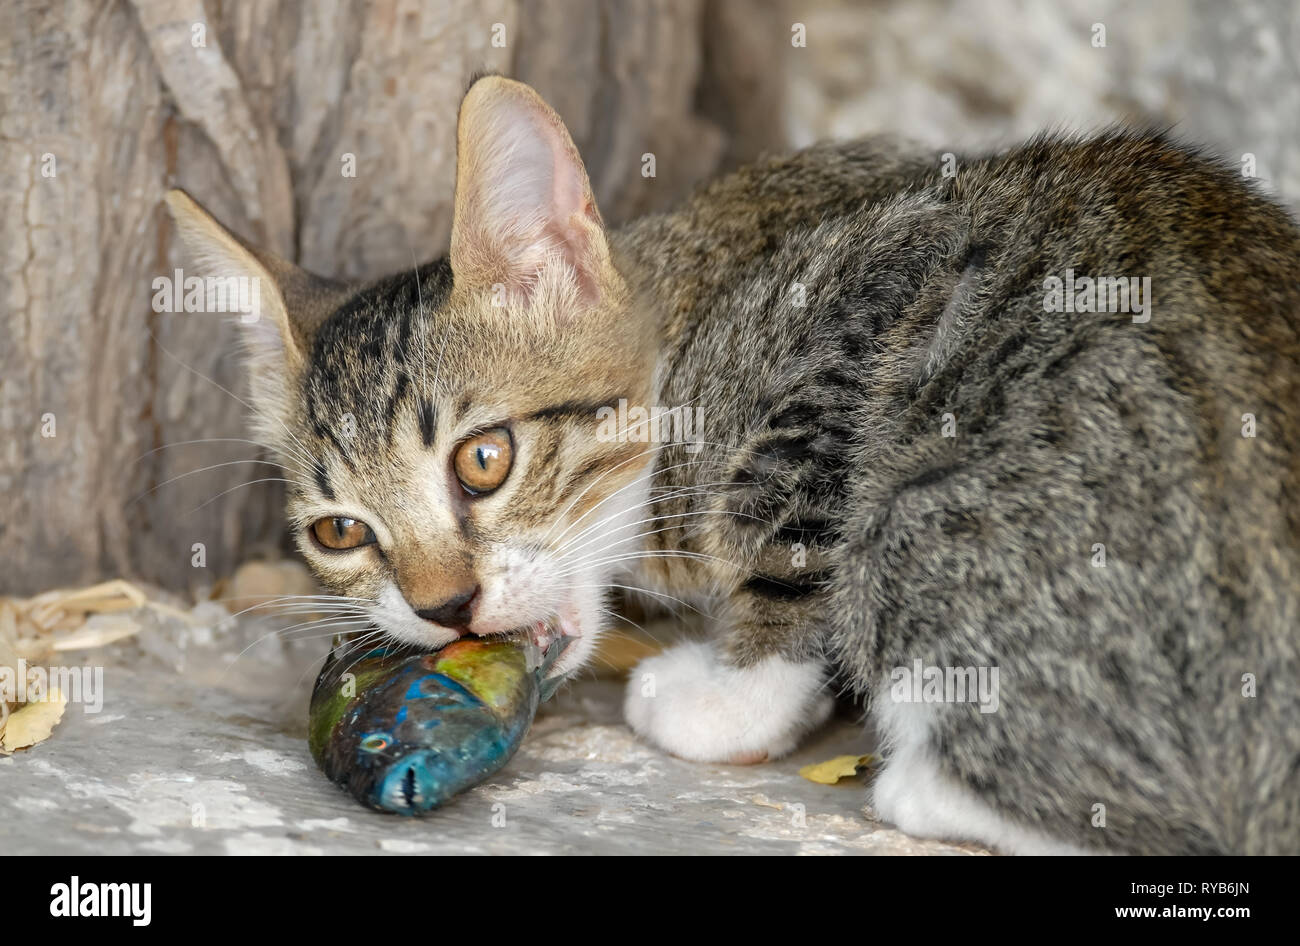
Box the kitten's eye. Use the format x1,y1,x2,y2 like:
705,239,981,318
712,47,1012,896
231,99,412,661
454,427,513,495
311,516,376,551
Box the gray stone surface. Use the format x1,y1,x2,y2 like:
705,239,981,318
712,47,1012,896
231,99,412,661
0,613,985,855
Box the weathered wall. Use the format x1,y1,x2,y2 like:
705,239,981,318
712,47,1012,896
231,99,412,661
786,0,1300,209
3,0,1296,595
0,0,787,594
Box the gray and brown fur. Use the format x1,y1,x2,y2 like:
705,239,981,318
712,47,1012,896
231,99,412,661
621,131,1300,854
170,76,1300,854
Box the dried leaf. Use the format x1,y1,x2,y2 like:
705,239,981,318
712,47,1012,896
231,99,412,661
1,687,68,752
799,753,875,785
51,617,143,651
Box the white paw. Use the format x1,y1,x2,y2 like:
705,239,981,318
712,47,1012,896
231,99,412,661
623,641,833,764
871,700,1093,855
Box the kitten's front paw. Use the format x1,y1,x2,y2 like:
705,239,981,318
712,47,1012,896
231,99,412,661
623,641,832,764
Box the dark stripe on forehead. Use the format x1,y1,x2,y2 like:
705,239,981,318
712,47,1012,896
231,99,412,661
314,463,335,500
384,372,410,444
326,258,454,328
395,303,414,360
311,416,357,472
418,399,436,446
302,258,454,461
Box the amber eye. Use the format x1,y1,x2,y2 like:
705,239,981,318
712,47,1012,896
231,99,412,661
311,516,376,551
454,427,513,495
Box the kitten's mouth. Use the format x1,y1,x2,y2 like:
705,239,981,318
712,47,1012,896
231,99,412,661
508,620,579,694
488,615,561,654
465,608,583,680
522,619,561,653
499,619,574,663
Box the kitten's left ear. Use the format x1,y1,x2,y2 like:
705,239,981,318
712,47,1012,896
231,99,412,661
163,189,345,375
164,190,349,429
450,76,610,305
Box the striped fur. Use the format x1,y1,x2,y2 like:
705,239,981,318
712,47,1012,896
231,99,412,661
170,77,1300,854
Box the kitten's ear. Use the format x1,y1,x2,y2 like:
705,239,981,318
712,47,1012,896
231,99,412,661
163,189,341,378
450,77,609,306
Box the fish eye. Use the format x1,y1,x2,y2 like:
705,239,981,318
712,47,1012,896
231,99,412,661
453,427,513,495
311,516,377,551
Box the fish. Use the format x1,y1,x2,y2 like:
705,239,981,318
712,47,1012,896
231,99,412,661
308,634,569,814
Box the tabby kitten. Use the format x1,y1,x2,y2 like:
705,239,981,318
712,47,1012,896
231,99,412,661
168,76,1300,854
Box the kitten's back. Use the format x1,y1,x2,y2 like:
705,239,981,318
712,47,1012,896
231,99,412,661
828,132,1300,853
623,130,1300,853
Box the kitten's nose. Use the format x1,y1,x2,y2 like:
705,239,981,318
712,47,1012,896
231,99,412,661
415,585,480,632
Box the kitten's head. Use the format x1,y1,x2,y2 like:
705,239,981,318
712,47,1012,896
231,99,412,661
166,77,656,677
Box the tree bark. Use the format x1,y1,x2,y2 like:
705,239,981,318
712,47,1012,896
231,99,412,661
0,0,787,595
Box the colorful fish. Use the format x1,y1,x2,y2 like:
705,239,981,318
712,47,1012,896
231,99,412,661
309,635,568,814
